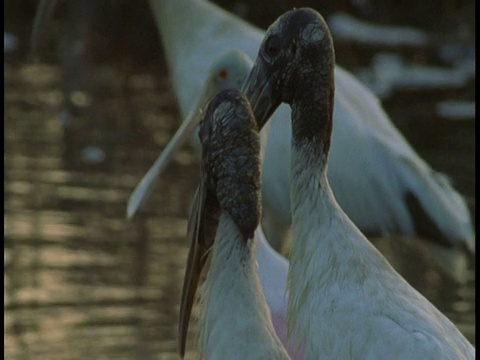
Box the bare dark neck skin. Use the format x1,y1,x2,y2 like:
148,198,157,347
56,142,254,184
290,75,334,179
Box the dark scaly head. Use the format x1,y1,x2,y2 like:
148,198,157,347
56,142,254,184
199,88,262,241
242,8,335,149
178,88,262,358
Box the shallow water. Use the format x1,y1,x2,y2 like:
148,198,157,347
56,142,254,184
4,5,476,358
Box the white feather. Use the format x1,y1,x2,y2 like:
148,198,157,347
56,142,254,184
288,147,475,358
148,0,474,252
199,214,290,359
125,49,301,357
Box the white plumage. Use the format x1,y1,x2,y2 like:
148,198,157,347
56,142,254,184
288,150,475,358
200,216,291,360
254,226,304,359
180,89,291,359
148,0,474,252
127,50,302,359
243,8,475,358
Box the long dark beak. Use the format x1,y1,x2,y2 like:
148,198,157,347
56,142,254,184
178,179,217,358
241,59,280,130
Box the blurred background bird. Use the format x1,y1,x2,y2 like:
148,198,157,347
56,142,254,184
147,0,474,255
26,0,475,254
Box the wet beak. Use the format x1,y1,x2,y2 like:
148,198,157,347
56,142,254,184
126,107,203,219
178,180,215,358
241,59,280,130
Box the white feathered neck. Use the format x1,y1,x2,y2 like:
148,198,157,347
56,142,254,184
287,140,474,358
199,213,290,359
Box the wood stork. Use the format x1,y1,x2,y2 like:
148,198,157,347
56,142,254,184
179,88,291,359
148,0,475,253
242,8,475,358
126,49,255,219
128,49,303,359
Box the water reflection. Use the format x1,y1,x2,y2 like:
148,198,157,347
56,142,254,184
4,28,475,360
5,61,196,359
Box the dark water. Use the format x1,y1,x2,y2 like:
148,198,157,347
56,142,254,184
4,5,475,359
4,62,198,359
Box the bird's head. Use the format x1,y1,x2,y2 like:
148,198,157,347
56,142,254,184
199,88,262,240
206,49,253,95
242,8,335,129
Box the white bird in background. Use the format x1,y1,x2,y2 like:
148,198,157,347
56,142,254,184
127,49,254,218
179,88,291,359
148,0,474,253
243,8,475,358
128,50,303,359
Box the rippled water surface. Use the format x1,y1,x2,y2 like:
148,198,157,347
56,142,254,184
4,6,475,358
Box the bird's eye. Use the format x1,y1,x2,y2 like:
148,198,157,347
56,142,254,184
263,35,281,62
217,69,228,81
